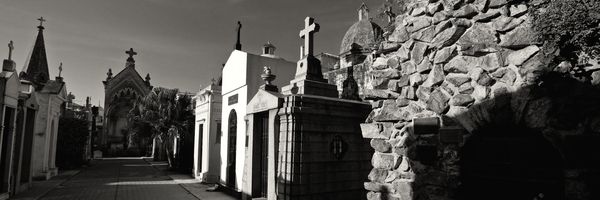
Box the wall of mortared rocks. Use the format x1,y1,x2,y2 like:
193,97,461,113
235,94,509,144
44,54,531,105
360,0,600,200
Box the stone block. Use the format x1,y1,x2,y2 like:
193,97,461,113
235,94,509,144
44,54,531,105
423,65,445,87
489,0,507,8
445,73,471,86
411,42,428,64
449,94,475,106
509,4,527,17
392,180,414,200
371,139,392,153
373,57,389,70
476,71,495,86
507,45,539,66
407,17,432,33
364,89,400,100
361,123,386,139
401,61,417,75
368,168,389,183
474,9,500,21
433,45,456,64
372,152,399,170
451,4,478,18
426,89,450,114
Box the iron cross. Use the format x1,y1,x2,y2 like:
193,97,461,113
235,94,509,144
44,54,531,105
299,17,319,57
8,41,14,60
38,17,46,26
126,48,137,58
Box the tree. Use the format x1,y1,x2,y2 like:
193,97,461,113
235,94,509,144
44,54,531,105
128,87,194,168
531,0,600,62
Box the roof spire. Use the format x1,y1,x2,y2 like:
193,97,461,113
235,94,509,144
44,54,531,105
21,17,50,89
235,21,242,50
37,17,46,30
358,2,369,21
8,41,13,60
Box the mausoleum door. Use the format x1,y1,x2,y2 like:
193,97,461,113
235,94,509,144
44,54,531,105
259,114,268,197
197,124,203,176
0,107,15,194
226,110,237,188
458,125,564,200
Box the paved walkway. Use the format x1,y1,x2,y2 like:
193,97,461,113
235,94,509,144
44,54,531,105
14,158,237,200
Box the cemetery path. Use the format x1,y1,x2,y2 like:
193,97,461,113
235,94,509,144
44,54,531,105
39,158,199,200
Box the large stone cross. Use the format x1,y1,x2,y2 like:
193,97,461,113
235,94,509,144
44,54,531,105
126,48,137,58
8,41,13,60
38,17,46,26
299,17,319,57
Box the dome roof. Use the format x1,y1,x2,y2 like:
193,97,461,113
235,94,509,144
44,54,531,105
339,3,384,54
339,19,384,54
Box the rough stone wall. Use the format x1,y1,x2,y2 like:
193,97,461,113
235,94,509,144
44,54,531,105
360,0,600,200
324,63,370,98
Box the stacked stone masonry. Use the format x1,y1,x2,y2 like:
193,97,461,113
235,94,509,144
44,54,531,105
361,0,600,200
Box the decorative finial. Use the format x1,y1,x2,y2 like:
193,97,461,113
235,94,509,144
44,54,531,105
58,62,63,77
126,48,137,63
145,73,151,82
37,17,46,27
235,21,242,50
261,66,276,85
299,17,320,57
384,6,396,23
358,2,369,21
107,68,113,79
8,41,14,60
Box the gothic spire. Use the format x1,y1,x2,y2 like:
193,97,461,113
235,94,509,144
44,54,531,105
21,17,50,88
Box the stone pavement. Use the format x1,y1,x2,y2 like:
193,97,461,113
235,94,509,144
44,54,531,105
13,157,240,200
144,158,239,200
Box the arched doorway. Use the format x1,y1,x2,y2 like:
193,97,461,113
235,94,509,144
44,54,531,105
458,125,565,200
226,110,237,188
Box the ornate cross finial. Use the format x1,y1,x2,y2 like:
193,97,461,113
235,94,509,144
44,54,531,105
126,48,137,58
384,6,396,23
107,68,113,79
235,21,242,50
299,17,320,57
37,17,46,26
8,41,14,60
58,62,63,77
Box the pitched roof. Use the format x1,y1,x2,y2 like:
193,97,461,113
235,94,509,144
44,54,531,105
40,80,64,94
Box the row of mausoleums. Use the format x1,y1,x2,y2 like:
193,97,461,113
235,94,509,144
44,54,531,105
191,3,386,199
0,19,69,199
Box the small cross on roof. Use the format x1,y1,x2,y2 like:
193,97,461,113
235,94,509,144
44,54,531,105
126,48,137,58
38,17,46,26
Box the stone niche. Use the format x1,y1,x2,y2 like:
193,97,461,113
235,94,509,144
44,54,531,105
360,0,600,200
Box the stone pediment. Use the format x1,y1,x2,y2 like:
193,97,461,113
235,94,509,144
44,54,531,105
247,89,284,114
105,66,150,98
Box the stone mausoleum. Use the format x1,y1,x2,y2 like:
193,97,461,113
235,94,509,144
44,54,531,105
102,48,152,154
360,0,599,200
242,17,372,200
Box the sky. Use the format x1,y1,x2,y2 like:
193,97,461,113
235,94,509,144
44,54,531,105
0,0,386,106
